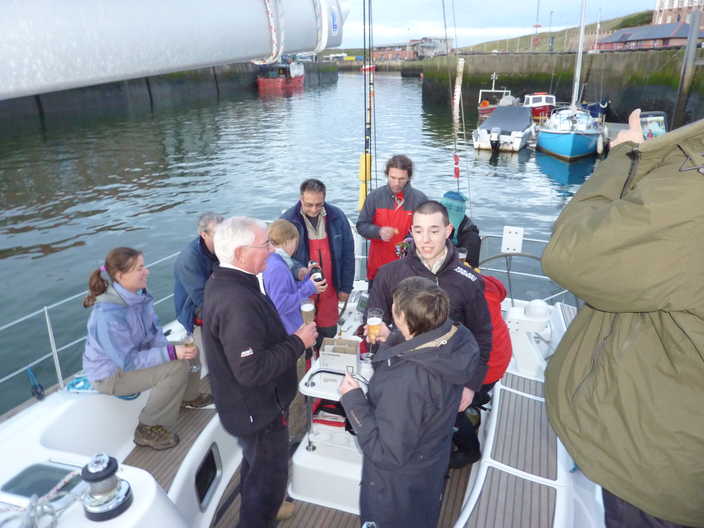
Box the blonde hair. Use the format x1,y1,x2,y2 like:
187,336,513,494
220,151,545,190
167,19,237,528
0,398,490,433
268,219,299,247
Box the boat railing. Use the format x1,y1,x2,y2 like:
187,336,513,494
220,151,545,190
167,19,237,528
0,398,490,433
0,231,572,418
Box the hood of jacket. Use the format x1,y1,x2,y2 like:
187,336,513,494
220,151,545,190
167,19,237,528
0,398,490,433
95,282,153,311
373,320,475,386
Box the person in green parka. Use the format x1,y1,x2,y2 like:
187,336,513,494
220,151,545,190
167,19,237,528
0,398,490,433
542,110,704,528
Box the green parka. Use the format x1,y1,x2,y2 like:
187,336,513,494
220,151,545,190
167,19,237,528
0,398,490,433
542,119,704,527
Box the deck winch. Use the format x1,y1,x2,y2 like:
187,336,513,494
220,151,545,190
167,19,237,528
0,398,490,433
81,453,132,522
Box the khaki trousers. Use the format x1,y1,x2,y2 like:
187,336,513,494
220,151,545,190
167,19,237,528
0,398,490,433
94,359,200,427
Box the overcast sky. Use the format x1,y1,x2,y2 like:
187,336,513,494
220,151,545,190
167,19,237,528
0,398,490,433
339,0,655,48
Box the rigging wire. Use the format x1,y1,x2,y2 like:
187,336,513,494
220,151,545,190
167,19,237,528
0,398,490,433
440,0,460,193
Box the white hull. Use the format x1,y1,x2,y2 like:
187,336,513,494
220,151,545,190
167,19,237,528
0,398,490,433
472,128,532,152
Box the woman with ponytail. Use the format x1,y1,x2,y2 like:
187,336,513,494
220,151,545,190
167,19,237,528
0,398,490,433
83,247,212,451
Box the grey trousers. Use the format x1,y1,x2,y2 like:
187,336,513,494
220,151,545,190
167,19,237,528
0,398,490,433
603,489,695,528
94,359,201,427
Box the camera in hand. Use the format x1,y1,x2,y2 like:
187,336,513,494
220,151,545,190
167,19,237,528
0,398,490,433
309,260,324,283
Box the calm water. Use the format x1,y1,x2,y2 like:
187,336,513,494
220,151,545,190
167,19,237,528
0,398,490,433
0,72,595,413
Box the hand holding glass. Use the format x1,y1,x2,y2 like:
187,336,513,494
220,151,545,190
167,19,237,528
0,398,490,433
183,334,200,373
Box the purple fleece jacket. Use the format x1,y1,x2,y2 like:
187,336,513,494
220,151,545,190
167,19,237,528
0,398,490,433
263,253,317,334
263,253,315,335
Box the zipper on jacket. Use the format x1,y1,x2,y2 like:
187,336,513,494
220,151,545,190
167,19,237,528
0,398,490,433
620,147,641,199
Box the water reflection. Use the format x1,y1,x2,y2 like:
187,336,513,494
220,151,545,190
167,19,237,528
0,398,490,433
535,151,596,186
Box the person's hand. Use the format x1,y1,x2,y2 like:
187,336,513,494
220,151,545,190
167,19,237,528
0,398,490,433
294,322,318,349
379,226,396,242
611,108,645,148
311,278,328,294
458,387,475,412
338,373,360,396
338,292,349,302
364,322,391,344
297,266,311,282
175,344,198,360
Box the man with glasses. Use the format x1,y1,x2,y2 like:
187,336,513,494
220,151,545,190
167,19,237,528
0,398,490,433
203,217,317,527
368,200,492,467
281,179,355,347
173,212,223,393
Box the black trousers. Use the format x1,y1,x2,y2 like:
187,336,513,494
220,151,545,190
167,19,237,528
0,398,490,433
603,488,694,528
237,415,289,528
453,382,497,456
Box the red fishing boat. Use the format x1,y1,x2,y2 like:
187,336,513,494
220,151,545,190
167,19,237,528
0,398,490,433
523,92,556,120
477,72,513,119
257,61,305,95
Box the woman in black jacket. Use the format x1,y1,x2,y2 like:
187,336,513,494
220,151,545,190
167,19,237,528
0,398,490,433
339,277,483,528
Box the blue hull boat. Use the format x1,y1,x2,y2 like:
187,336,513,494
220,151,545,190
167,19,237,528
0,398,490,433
536,128,601,160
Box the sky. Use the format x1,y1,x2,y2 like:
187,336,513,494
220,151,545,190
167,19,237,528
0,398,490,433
339,0,655,48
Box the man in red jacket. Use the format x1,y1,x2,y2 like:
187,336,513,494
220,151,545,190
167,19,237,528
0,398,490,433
356,155,428,287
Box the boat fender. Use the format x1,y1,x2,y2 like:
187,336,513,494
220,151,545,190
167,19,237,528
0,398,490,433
81,453,133,522
597,134,604,155
479,100,490,108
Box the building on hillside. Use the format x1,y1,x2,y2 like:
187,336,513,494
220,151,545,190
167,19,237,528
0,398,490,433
371,43,416,61
653,0,704,26
597,21,704,49
408,37,453,58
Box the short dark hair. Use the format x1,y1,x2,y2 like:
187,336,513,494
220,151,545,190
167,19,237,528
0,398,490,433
385,154,413,179
414,200,449,226
392,277,449,336
300,179,326,196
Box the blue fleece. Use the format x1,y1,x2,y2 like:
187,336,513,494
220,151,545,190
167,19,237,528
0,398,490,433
83,283,170,382
173,236,219,332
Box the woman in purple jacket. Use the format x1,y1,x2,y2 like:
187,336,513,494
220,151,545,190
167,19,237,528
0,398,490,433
263,220,326,334
83,247,212,451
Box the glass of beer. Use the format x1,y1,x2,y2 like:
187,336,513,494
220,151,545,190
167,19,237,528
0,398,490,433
301,302,315,324
183,334,200,373
366,308,384,342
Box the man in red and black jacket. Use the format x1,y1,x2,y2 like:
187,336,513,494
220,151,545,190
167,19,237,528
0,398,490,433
356,155,428,287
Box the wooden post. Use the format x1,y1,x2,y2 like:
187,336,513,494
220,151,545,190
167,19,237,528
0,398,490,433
672,10,701,130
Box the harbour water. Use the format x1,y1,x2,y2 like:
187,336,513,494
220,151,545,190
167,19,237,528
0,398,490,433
0,72,596,414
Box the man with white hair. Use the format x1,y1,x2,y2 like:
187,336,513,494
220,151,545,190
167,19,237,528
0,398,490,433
202,216,317,527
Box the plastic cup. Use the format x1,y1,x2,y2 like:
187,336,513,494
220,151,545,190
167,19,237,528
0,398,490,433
366,308,384,341
183,334,200,373
457,247,468,262
301,302,315,324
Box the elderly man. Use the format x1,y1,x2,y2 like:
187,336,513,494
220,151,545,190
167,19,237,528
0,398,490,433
368,200,492,467
357,154,428,285
202,217,317,528
174,212,222,373
281,179,355,343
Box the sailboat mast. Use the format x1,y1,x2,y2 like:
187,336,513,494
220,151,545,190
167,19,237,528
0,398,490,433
570,0,588,108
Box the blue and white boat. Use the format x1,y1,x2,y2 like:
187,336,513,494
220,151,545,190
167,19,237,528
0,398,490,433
537,0,606,161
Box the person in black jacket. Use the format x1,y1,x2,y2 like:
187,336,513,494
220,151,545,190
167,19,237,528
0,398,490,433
339,276,483,528
368,200,492,466
440,191,481,267
202,216,317,528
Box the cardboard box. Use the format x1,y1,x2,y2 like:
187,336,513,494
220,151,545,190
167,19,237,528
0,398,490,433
318,337,361,374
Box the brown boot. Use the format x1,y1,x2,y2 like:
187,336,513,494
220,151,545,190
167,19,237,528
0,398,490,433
181,393,214,409
134,423,179,450
275,500,296,521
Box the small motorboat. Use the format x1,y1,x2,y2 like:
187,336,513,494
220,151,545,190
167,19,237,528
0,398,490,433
477,72,515,119
472,106,534,152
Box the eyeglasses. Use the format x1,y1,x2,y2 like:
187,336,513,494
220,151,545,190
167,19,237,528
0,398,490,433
245,239,272,249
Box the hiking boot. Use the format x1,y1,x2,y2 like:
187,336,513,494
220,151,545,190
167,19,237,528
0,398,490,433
134,423,179,450
276,500,296,521
181,393,214,409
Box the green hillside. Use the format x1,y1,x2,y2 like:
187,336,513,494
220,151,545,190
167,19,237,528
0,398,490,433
462,10,653,53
